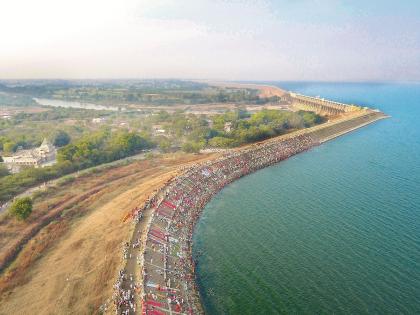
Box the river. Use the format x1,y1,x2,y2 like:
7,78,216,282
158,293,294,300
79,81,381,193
34,98,122,111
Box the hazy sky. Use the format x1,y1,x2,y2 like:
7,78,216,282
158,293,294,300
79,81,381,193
1,0,419,81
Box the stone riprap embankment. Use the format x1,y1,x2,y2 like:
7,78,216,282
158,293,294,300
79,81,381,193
113,109,387,315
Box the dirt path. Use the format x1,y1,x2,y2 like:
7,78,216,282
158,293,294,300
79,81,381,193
118,199,155,315
116,175,169,315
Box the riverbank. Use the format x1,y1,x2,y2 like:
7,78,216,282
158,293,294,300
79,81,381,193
114,108,387,315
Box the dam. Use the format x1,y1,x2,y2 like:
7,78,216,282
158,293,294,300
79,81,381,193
289,92,362,116
113,96,387,314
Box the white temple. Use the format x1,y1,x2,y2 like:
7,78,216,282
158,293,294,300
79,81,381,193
2,138,57,173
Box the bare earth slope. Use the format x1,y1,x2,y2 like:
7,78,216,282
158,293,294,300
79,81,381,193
202,80,287,98
0,154,215,315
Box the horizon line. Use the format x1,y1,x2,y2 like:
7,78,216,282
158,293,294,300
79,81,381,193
0,78,419,85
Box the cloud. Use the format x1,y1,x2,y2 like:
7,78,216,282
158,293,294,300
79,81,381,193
0,0,419,80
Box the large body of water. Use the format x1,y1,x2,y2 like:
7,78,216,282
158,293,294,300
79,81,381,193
193,82,420,314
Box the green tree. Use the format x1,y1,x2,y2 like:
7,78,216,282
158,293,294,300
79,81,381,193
156,110,170,121
9,197,33,220
298,111,324,127
182,141,202,153
3,141,16,153
53,130,71,147
0,163,9,178
157,137,172,153
208,137,236,148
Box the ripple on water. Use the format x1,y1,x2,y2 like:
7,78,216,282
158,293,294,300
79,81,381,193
193,83,420,315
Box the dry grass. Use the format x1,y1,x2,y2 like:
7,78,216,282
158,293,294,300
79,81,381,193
0,153,216,315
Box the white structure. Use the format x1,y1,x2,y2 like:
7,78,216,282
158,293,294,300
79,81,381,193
152,124,166,135
224,122,232,133
92,117,106,124
1,114,11,119
2,138,57,173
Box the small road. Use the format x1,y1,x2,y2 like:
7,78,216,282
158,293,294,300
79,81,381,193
0,149,160,214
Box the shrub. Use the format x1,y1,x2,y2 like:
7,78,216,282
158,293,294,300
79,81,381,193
53,130,71,147
145,152,155,159
182,141,202,153
0,163,10,178
9,197,33,220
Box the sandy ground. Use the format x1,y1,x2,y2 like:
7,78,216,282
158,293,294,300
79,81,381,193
200,81,288,98
0,106,48,115
0,154,216,315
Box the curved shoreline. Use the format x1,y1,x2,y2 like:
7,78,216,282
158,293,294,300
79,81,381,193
114,110,387,314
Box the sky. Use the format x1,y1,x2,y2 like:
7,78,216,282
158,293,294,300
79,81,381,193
0,0,419,81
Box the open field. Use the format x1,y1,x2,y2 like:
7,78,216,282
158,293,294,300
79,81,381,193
201,81,287,98
0,106,47,115
0,153,216,315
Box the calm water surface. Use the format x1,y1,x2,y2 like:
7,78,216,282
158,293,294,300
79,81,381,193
34,98,121,111
193,82,420,314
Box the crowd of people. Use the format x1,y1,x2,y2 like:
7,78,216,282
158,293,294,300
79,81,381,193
110,132,319,315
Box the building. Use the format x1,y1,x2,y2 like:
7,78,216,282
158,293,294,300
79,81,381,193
152,124,166,135
224,122,232,133
92,117,106,124
2,138,57,173
1,113,11,119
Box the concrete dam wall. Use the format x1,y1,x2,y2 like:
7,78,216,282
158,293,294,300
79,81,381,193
289,92,363,116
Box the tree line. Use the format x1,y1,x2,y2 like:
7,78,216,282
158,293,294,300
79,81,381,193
0,108,324,203
0,129,153,203
160,109,324,152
